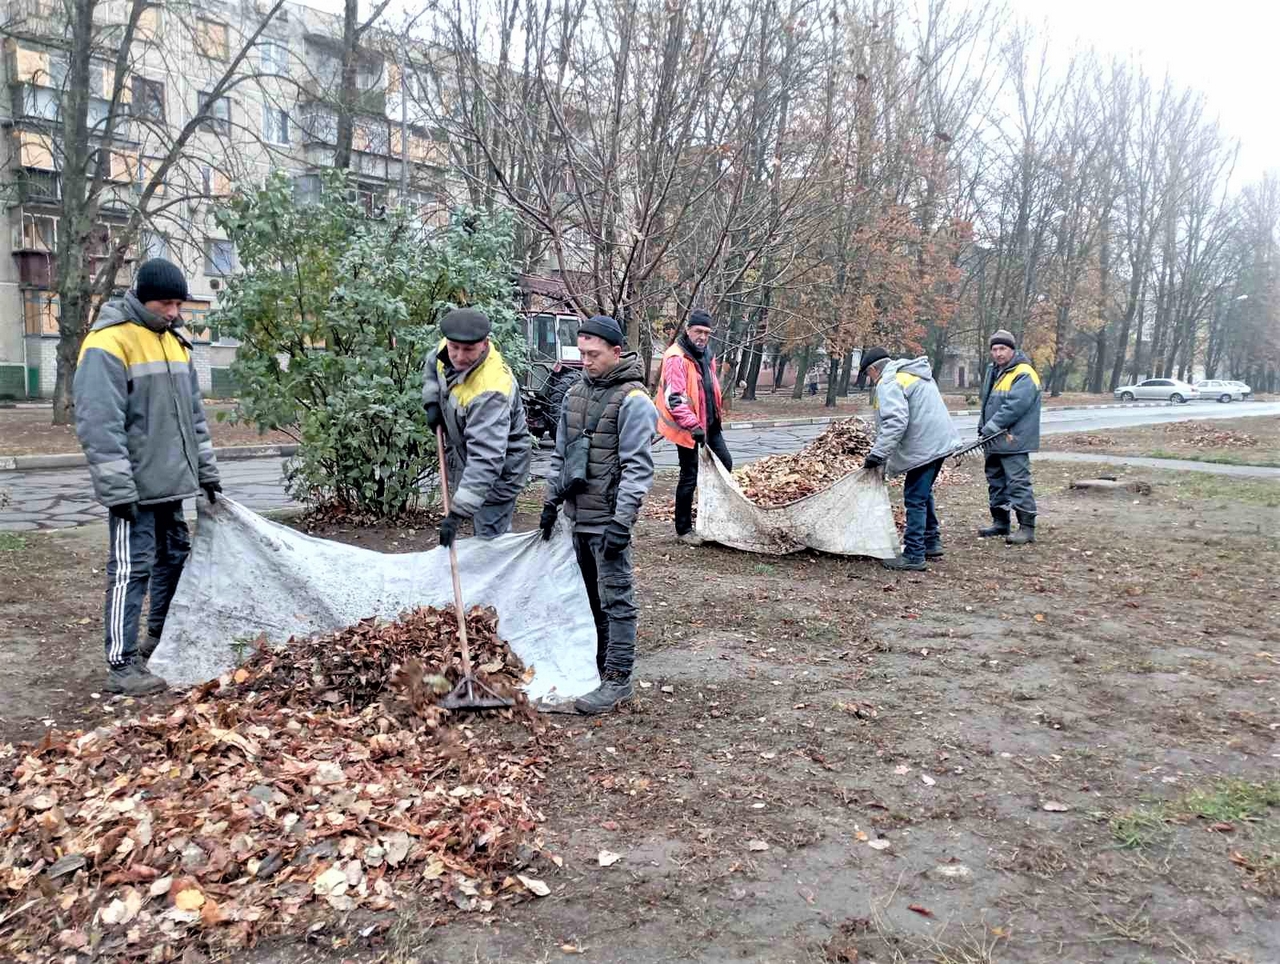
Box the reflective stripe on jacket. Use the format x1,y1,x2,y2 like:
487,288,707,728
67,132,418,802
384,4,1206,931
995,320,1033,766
654,342,723,448
868,356,959,476
73,294,219,507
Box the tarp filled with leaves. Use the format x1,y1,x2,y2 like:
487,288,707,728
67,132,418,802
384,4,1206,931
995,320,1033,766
149,499,599,707
694,419,899,557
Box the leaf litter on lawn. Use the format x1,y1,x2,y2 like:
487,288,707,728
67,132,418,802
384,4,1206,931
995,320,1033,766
0,605,560,961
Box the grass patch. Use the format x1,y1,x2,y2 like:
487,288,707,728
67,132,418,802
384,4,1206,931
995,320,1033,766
1180,778,1280,823
752,563,777,576
0,531,27,552
1155,471,1280,507
1141,448,1280,468
1110,805,1172,849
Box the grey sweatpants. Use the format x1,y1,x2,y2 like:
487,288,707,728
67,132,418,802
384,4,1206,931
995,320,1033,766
573,532,638,677
103,500,190,667
984,453,1037,516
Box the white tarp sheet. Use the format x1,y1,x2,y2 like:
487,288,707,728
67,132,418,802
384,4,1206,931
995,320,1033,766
695,445,899,557
148,499,600,706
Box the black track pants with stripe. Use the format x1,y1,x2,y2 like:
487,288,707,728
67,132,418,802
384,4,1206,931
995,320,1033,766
103,501,190,667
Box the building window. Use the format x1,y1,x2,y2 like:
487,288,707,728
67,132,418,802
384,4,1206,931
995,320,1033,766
200,165,230,198
293,174,321,205
262,104,289,144
197,91,231,133
132,76,165,122
137,3,162,41
196,18,230,60
141,230,169,260
356,59,384,91
136,157,165,196
20,212,58,252
204,239,235,276
260,41,289,75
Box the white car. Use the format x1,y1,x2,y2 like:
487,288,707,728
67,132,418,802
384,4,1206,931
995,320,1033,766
1228,380,1253,399
1194,379,1245,403
1114,378,1200,403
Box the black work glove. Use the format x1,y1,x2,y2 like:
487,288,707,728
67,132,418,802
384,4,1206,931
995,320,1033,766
862,453,885,471
203,481,222,504
438,512,463,548
425,401,444,432
691,427,706,446
109,502,138,524
602,520,631,560
539,502,559,541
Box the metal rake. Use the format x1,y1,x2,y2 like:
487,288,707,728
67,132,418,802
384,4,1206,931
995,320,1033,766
950,430,1004,465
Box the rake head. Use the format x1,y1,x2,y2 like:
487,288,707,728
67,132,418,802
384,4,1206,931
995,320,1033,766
439,674,515,712
950,431,1003,465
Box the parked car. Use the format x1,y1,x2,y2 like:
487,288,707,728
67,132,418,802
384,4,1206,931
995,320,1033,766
1114,378,1200,403
1194,379,1245,403
1227,380,1253,399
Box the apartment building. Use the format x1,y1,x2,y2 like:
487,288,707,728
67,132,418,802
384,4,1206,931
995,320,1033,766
0,0,459,398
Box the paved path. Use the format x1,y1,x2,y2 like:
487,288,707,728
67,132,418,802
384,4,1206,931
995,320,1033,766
3,402,1277,531
1034,451,1280,478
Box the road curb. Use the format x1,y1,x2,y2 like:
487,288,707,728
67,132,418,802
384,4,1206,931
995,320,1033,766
0,442,299,472
722,400,1178,431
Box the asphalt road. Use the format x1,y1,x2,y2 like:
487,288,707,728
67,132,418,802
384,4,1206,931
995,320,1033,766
3,400,1277,531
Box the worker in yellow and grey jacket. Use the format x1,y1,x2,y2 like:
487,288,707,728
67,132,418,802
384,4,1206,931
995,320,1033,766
977,329,1042,545
73,258,222,698
422,307,532,546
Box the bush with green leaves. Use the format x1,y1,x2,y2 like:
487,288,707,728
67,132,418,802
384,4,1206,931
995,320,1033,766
210,170,526,517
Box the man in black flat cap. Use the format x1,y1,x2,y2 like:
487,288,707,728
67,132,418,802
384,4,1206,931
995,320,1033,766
422,307,531,546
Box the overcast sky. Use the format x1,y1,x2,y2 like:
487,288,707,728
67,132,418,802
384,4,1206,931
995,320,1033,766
304,0,1277,184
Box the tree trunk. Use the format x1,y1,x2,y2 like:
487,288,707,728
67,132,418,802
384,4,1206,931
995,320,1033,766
772,352,788,391
791,345,811,399
837,348,855,395
333,0,360,171
824,355,841,408
1089,327,1107,394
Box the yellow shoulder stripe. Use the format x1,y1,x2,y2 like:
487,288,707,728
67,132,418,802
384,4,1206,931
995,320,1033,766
626,389,648,400
993,363,1041,393
451,349,513,407
78,324,189,366
895,372,921,390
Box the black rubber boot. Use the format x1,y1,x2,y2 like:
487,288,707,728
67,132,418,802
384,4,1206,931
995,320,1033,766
1006,512,1036,545
575,672,636,714
978,508,1011,538
924,539,944,559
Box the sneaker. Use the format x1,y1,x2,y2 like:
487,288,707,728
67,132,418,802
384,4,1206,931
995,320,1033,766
104,661,168,697
881,555,927,572
677,532,705,547
574,673,635,715
138,632,161,662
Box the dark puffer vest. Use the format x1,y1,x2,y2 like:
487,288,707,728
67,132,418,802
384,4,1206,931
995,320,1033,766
561,354,647,529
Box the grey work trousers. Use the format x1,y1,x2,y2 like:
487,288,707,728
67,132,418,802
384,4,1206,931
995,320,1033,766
984,452,1037,515
573,532,638,678
471,496,518,538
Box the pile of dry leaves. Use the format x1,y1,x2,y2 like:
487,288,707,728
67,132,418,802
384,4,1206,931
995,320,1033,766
1162,421,1258,448
0,607,557,961
734,419,959,507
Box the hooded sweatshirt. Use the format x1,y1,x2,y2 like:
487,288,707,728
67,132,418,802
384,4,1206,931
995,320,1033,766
867,356,960,476
73,293,220,507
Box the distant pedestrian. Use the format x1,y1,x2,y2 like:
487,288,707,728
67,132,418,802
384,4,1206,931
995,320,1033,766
655,309,732,545
978,329,1043,545
858,348,959,571
73,258,221,697
807,367,819,396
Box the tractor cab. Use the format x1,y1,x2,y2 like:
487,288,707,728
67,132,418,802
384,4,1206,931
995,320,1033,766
521,311,585,440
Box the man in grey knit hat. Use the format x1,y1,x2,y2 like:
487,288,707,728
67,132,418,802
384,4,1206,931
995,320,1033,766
977,329,1042,544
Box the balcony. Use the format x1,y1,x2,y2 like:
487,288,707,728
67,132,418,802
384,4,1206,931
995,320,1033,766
6,0,66,41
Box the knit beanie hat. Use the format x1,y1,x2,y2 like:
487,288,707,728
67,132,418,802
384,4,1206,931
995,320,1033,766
135,258,189,303
579,314,625,347
989,329,1016,349
687,308,714,331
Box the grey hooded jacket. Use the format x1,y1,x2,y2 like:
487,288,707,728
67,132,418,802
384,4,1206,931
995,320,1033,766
868,356,960,475
422,339,532,517
73,293,220,507
979,350,1042,455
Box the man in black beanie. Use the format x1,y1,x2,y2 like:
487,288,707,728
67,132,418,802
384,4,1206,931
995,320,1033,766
978,329,1042,544
655,308,731,545
73,257,222,697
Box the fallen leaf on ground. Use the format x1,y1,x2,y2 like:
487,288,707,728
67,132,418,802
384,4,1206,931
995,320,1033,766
868,839,891,851
746,839,770,852
908,904,935,918
1041,801,1070,812
920,774,936,787
597,850,622,867
517,874,550,897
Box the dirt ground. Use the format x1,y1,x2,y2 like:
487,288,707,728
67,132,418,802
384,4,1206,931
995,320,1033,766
1044,415,1280,468
2,460,1278,963
0,406,294,457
